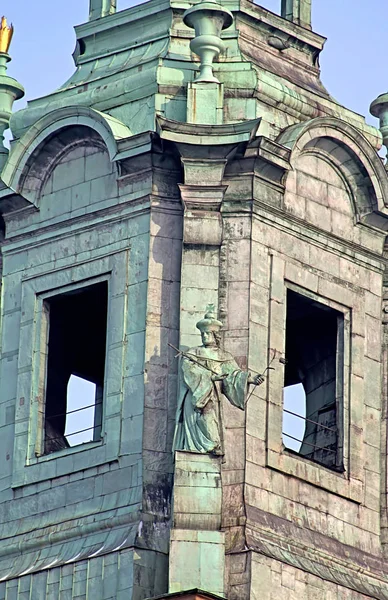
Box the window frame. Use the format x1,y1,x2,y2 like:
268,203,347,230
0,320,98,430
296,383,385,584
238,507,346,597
281,287,345,471
266,256,363,503
36,277,109,457
12,250,129,489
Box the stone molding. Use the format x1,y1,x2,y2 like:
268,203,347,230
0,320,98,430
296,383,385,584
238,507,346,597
251,202,385,272
0,510,139,582
156,116,260,147
246,530,388,600
149,590,224,600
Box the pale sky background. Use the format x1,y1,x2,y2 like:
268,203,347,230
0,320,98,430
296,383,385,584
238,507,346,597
3,0,385,447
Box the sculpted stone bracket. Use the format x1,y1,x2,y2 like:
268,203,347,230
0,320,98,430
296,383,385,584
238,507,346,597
156,116,261,210
251,137,292,209
247,136,291,183
156,116,261,244
178,183,228,213
0,186,35,217
222,135,292,210
156,117,261,150
156,116,261,147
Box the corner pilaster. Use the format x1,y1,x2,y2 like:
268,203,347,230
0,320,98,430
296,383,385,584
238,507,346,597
89,0,116,20
156,116,260,348
281,0,312,30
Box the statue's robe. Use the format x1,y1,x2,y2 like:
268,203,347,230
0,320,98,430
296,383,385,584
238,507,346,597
173,345,249,454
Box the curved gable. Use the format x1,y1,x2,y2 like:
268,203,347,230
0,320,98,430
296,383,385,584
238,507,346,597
2,106,131,207
278,117,388,219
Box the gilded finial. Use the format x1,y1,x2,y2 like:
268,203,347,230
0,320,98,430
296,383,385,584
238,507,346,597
0,14,24,171
0,16,13,54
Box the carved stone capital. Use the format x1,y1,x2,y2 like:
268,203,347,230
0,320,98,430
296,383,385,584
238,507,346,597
179,184,228,212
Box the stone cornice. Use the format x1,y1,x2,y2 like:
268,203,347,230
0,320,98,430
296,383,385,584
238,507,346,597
245,511,388,599
251,201,386,270
156,116,261,147
148,590,225,600
238,0,326,52
0,507,140,583
1,197,152,250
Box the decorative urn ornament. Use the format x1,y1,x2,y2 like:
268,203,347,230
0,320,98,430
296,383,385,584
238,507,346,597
183,0,233,83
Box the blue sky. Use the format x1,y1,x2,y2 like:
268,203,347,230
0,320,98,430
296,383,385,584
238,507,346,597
3,0,385,446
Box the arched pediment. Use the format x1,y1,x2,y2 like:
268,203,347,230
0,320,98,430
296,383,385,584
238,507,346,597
2,106,132,206
277,117,388,219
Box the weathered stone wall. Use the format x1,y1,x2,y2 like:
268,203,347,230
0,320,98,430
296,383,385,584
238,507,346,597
250,554,373,600
244,216,382,550
245,184,382,551
0,123,182,596
141,156,183,551
218,119,388,598
220,214,252,555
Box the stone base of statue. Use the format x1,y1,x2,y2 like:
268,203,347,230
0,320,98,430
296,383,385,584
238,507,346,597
187,82,224,125
169,451,225,596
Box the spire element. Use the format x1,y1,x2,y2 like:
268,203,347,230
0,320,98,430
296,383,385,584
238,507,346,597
0,16,13,54
89,0,116,21
0,16,24,170
183,0,233,83
370,94,388,164
281,0,312,30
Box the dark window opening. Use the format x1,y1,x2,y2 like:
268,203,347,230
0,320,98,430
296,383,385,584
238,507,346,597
44,282,108,455
282,289,344,471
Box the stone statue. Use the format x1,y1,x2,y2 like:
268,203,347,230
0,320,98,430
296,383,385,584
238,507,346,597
173,305,264,455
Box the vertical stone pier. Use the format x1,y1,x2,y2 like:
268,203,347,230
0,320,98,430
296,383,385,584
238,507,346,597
169,452,225,596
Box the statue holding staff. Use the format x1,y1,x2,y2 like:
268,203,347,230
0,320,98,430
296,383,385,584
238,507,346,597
172,305,264,455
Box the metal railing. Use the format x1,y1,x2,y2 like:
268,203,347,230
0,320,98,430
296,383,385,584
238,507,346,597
282,407,337,456
45,401,102,443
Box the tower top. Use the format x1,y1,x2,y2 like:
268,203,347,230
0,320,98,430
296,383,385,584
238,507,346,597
89,0,116,20
0,16,13,54
281,0,312,30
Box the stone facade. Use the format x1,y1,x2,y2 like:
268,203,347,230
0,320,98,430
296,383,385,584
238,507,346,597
1,0,388,599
